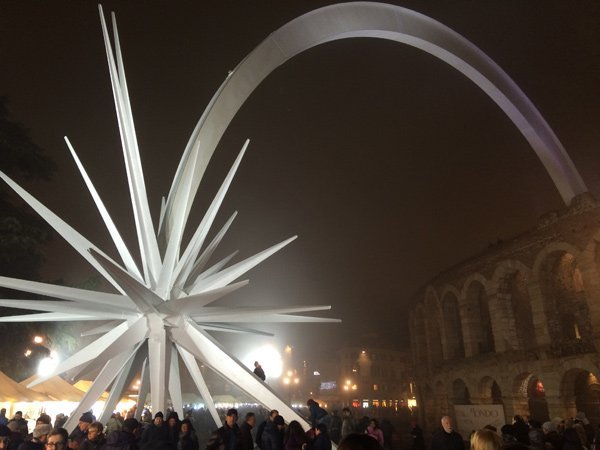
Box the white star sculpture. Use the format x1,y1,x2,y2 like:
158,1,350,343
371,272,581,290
0,6,338,432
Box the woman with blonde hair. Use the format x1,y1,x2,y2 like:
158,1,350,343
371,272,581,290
470,429,502,450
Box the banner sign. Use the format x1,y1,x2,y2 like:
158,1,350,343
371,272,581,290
453,404,505,437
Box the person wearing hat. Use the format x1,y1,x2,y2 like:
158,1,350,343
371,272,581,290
17,424,52,450
139,412,168,448
68,413,94,449
206,409,242,450
103,419,140,450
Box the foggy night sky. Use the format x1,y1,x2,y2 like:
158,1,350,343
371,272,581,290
1,1,600,363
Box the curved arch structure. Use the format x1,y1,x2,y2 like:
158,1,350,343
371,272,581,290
161,1,587,241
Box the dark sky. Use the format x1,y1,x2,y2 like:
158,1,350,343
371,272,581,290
1,1,600,362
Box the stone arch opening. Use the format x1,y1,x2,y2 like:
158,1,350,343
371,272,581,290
413,307,428,365
504,270,536,350
540,251,591,345
561,368,600,425
464,281,495,355
441,290,465,359
480,376,503,405
452,378,471,405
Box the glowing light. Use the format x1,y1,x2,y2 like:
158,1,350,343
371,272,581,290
407,398,417,409
242,345,283,378
38,355,59,376
33,336,44,344
24,349,32,357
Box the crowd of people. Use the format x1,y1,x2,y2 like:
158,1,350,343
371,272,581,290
204,399,397,450
424,413,600,450
0,399,398,450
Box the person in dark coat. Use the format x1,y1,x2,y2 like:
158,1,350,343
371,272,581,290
260,417,284,450
284,421,307,450
240,413,256,450
79,423,105,450
312,424,331,450
253,362,266,382
256,411,279,449
166,413,180,448
140,412,169,449
205,409,242,450
177,420,198,450
512,416,530,446
562,429,584,450
429,417,464,450
70,414,94,448
102,418,140,450
18,425,51,450
410,421,425,450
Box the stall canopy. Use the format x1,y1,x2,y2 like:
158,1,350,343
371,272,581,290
0,371,51,402
21,375,85,402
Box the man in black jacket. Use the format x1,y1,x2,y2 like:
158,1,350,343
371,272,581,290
429,416,464,450
240,413,256,450
206,409,242,450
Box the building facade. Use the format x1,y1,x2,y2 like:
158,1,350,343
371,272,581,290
408,193,600,433
313,346,413,414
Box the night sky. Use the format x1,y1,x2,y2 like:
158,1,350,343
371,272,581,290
1,1,600,363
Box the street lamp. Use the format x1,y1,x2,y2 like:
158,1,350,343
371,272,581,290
283,375,300,404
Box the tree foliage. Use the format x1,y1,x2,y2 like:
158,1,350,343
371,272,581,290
0,96,59,380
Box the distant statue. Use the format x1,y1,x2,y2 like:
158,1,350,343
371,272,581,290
254,361,266,381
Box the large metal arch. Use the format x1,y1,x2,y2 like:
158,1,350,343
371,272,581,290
162,1,587,239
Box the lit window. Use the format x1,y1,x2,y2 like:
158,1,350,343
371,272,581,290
373,384,378,391
362,400,369,408
373,399,380,407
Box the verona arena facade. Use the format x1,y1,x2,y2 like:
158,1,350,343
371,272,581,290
409,193,600,432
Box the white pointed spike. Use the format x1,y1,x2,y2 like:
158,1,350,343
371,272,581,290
192,314,340,323
98,348,137,424
136,356,150,420
187,251,239,293
168,345,183,416
0,312,97,322
81,321,123,337
147,319,168,414
28,317,147,387
191,236,297,295
232,314,341,323
64,136,143,281
170,140,249,291
0,276,131,308
159,280,249,316
99,6,161,285
193,304,331,319
62,348,137,433
89,248,163,311
178,211,238,290
156,146,200,297
172,319,310,429
0,299,136,319
177,345,221,427
159,72,235,243
195,323,274,336
0,171,126,294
